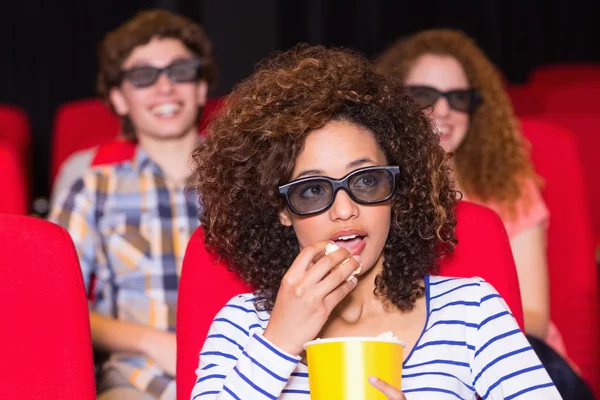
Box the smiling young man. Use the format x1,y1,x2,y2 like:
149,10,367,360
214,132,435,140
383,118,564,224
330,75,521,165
49,10,216,400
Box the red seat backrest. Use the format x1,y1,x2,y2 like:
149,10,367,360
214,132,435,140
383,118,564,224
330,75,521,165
437,203,523,322
51,99,119,183
0,143,27,215
0,215,96,399
541,81,600,114
505,84,543,116
0,104,30,165
533,113,600,245
520,117,600,395
51,97,225,184
529,63,600,89
176,200,523,400
199,96,225,133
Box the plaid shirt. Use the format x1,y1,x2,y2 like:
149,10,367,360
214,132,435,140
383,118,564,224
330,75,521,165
49,147,202,399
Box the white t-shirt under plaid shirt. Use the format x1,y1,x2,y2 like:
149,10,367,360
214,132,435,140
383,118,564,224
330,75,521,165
192,276,562,399
50,146,202,399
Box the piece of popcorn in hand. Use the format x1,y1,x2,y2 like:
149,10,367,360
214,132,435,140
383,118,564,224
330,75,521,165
325,242,361,281
325,242,340,255
346,265,362,282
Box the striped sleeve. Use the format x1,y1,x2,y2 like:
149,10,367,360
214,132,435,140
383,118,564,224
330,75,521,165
191,296,300,399
471,279,562,399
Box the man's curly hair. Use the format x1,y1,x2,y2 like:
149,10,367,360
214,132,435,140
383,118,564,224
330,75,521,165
191,45,457,312
377,29,539,219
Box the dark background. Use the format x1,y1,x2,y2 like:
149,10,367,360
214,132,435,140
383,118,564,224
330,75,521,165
1,0,599,199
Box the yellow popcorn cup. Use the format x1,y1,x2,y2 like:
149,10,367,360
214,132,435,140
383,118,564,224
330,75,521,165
304,336,405,400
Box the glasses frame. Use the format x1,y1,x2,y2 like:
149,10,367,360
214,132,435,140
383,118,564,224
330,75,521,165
278,165,401,216
405,85,483,113
120,58,205,88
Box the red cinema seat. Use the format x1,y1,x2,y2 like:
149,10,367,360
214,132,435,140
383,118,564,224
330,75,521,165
534,113,600,247
176,200,524,400
51,99,119,183
199,96,225,133
520,117,600,395
0,104,30,166
0,215,95,400
505,84,543,116
529,63,600,89
0,143,27,215
541,81,600,114
51,97,226,184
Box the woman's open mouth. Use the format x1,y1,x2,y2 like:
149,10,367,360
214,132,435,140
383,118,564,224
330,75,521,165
331,230,367,255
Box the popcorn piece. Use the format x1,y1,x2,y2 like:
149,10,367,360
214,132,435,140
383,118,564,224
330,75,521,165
346,265,362,282
325,242,361,282
378,331,398,340
325,242,340,255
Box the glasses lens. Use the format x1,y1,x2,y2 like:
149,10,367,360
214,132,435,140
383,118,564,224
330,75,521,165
349,169,394,202
287,179,333,214
406,86,440,109
447,90,475,112
125,67,160,88
168,60,201,82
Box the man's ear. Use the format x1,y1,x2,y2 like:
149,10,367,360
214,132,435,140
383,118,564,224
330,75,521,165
278,208,293,227
109,87,129,116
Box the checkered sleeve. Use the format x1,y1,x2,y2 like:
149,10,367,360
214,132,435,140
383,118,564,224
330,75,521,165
48,175,100,294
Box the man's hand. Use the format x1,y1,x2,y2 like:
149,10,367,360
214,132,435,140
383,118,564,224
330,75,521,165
140,329,177,377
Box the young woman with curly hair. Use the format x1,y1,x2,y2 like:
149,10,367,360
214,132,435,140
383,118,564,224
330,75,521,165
377,29,551,341
190,45,559,399
377,29,597,399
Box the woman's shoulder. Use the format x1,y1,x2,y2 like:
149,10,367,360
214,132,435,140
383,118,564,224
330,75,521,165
427,275,516,332
428,275,501,304
212,292,271,328
222,292,261,306
463,176,549,237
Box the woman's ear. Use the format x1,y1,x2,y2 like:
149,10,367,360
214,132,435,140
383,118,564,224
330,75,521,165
278,208,293,227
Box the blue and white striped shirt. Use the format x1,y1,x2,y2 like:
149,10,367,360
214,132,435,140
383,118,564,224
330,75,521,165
192,276,561,399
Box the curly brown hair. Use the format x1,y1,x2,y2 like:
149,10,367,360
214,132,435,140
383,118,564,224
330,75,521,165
191,45,457,312
97,9,217,140
377,29,538,218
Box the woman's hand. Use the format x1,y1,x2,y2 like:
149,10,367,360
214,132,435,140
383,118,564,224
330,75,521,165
263,240,361,356
369,376,407,399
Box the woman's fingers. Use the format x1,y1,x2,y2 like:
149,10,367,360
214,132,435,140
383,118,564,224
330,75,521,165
368,376,406,400
301,246,354,286
316,253,361,296
282,240,332,284
323,277,358,310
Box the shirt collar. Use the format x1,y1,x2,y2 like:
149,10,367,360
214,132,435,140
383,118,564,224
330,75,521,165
131,146,163,174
